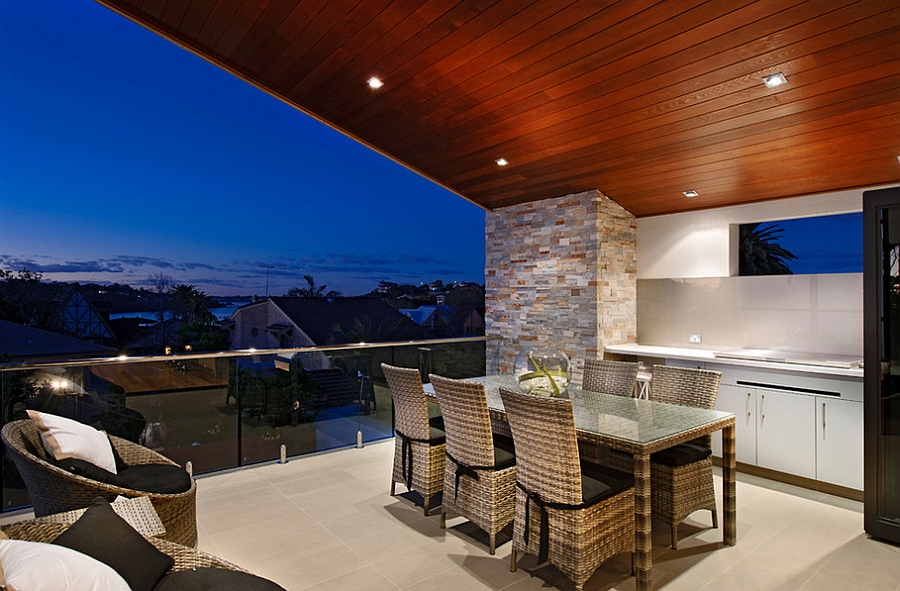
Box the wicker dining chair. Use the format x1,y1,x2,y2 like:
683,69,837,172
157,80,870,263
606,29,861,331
582,358,640,397
649,364,722,549
382,363,446,516
499,386,635,591
1,419,198,547
429,374,516,554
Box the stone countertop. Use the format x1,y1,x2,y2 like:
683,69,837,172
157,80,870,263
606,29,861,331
604,343,864,379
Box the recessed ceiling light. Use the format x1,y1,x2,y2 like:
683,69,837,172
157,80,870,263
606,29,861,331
367,77,383,89
763,72,787,88
495,158,509,166
683,190,699,198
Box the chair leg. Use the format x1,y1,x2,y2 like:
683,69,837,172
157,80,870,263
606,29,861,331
510,549,518,572
423,496,430,516
711,508,719,529
671,522,678,550
489,532,496,555
390,481,396,496
440,511,447,529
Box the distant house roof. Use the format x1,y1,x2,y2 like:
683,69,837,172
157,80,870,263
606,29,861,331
0,319,115,362
57,284,115,343
124,318,184,353
268,297,425,344
398,305,455,327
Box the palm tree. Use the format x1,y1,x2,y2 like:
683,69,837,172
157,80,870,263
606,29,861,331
286,275,341,298
739,223,797,275
170,284,213,321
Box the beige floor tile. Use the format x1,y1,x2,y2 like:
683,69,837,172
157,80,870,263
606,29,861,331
187,440,894,591
801,534,900,591
403,558,517,591
303,565,401,591
254,541,370,590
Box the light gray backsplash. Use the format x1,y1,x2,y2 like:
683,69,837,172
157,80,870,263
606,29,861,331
636,273,862,356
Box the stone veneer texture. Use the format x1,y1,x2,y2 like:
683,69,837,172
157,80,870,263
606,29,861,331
485,189,637,382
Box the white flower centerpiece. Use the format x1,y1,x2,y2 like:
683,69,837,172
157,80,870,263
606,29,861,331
514,346,570,397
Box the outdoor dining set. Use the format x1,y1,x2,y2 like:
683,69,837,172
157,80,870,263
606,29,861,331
383,358,737,591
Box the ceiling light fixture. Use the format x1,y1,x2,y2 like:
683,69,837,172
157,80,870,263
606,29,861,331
495,158,509,166
763,72,787,88
683,190,699,198
367,77,384,89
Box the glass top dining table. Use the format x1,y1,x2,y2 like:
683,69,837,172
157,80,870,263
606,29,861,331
425,374,737,591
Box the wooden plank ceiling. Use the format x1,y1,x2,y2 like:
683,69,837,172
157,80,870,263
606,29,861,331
95,0,900,216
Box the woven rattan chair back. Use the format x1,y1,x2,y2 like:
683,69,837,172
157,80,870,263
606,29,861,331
1,419,198,547
382,363,445,515
498,387,582,506
428,374,495,468
650,365,721,409
648,365,722,549
582,359,639,397
382,363,431,441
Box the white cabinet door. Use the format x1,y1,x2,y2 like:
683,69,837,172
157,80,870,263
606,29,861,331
756,390,817,479
817,398,863,490
712,384,757,464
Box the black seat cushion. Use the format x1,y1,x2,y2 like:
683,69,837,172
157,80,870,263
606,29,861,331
492,434,516,470
52,497,174,591
152,568,287,591
115,464,193,493
651,442,712,467
580,461,634,504
427,416,446,444
56,458,192,494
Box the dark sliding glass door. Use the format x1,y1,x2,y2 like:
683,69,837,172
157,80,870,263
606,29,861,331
863,186,900,544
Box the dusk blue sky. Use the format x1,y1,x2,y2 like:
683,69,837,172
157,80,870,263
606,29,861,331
0,0,486,297
749,212,862,275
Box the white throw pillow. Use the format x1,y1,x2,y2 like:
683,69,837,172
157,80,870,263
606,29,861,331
26,410,117,474
0,539,131,591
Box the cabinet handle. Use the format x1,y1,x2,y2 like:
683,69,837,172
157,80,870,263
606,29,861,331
760,394,765,428
822,402,826,438
746,392,752,421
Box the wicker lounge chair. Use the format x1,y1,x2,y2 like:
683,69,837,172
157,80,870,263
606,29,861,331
382,363,445,516
1,519,243,574
582,358,640,397
1,419,197,547
429,374,516,554
499,386,635,591
649,364,722,549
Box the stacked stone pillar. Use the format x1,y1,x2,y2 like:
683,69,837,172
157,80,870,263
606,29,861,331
485,189,636,383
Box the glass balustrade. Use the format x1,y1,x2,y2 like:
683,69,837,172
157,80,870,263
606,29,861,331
0,337,500,512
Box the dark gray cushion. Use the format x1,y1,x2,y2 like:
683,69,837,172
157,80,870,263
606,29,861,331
52,497,174,591
428,416,446,444
114,464,192,494
651,442,712,467
56,457,118,483
492,434,516,470
55,459,192,494
580,461,633,504
152,568,287,591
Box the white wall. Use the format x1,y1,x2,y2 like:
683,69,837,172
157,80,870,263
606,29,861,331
636,189,867,279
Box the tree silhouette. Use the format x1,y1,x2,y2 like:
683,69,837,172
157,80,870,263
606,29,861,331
286,275,341,298
170,284,214,321
0,268,61,330
739,223,797,275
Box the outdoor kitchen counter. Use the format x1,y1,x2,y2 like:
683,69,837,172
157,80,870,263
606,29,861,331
604,343,863,379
